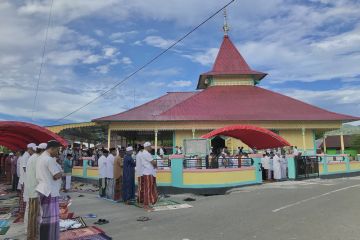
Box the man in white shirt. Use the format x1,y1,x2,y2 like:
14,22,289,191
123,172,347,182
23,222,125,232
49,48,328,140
141,142,158,211
36,140,62,240
18,143,36,218
105,148,115,200
293,146,299,156
25,143,46,239
260,154,267,180
98,150,108,198
135,146,144,203
273,153,282,180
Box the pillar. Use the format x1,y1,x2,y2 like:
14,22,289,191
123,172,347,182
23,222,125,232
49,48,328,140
302,128,306,154
192,128,196,139
323,136,327,154
231,138,234,155
340,132,345,154
107,128,111,150
154,129,158,156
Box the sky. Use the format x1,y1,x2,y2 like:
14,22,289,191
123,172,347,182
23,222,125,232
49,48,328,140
0,0,359,126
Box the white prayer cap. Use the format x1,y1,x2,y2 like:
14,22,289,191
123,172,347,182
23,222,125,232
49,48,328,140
126,146,133,151
143,142,152,148
27,143,36,150
9,152,14,156
37,143,47,150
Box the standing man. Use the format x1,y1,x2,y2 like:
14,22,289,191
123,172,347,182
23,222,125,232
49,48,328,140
63,154,73,192
98,150,108,198
105,148,115,200
113,149,123,202
122,146,136,204
142,142,158,211
10,152,19,191
273,153,282,181
25,143,46,240
36,140,62,240
19,143,36,217
135,145,144,204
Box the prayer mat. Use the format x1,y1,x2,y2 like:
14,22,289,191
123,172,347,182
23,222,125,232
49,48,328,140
134,199,180,208
60,226,104,240
0,213,11,220
0,226,10,235
74,233,112,240
13,216,23,223
0,220,10,228
0,192,17,200
152,203,193,212
0,207,12,214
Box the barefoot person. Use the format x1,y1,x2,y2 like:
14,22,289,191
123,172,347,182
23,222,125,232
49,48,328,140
122,146,136,204
36,140,62,240
141,142,158,211
25,143,46,240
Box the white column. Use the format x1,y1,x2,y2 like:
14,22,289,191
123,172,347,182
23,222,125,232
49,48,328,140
107,128,111,150
192,128,196,139
340,132,345,154
323,136,327,153
302,128,306,154
154,129,158,156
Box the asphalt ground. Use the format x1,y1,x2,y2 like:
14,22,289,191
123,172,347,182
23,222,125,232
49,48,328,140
5,177,360,240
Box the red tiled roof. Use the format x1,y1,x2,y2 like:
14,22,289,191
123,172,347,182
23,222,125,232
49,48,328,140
94,86,359,122
93,92,196,121
198,36,267,89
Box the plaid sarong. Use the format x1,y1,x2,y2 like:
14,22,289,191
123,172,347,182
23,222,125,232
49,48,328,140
18,184,26,216
27,197,40,240
105,178,114,200
143,175,158,207
39,194,59,240
113,178,122,201
137,176,144,204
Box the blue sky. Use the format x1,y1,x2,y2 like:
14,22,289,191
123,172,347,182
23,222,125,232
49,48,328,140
0,0,359,126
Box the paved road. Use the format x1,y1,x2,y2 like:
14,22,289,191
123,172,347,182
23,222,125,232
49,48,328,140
6,177,360,240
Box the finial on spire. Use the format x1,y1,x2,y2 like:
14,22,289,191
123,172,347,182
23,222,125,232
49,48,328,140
223,8,230,36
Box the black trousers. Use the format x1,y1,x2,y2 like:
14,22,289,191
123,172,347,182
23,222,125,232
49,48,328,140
12,174,19,191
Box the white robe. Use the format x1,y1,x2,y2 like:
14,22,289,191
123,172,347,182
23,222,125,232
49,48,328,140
280,157,287,179
273,155,282,180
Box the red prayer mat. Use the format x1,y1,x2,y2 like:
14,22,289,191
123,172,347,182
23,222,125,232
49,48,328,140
60,226,104,240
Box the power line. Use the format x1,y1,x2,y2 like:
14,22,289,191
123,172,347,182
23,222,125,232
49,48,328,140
56,0,235,122
31,0,55,120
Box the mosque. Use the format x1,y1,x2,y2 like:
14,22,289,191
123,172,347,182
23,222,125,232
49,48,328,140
91,22,358,154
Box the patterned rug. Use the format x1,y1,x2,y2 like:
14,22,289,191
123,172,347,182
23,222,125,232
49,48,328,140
134,199,180,208
60,226,105,240
0,226,10,235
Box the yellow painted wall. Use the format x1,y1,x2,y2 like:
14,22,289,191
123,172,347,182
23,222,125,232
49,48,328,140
328,163,347,172
319,164,324,174
279,129,314,150
72,167,83,177
183,169,256,185
87,168,99,178
175,130,209,147
157,171,172,184
350,162,360,171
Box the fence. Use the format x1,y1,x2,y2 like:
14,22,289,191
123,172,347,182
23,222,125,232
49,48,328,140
183,156,254,169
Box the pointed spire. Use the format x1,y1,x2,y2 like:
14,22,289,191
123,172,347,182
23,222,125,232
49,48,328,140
223,8,230,36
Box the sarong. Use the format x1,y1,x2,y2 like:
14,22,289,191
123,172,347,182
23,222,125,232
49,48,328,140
27,197,40,240
99,178,106,197
105,178,114,200
18,184,26,216
65,176,71,190
137,176,144,203
39,194,59,240
113,178,122,201
143,175,158,207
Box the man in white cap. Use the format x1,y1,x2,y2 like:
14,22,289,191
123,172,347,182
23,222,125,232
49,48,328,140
36,140,62,240
105,148,116,200
98,149,108,198
25,143,47,240
18,143,36,218
142,142,158,211
122,146,136,204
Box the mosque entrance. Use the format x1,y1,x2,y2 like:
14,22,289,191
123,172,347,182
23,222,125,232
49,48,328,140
211,136,225,155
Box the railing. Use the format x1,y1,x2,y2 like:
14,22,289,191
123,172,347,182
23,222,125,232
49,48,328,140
155,158,171,170
183,156,254,169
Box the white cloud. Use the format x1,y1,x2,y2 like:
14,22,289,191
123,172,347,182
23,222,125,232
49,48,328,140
83,54,102,64
121,57,132,65
109,30,138,44
103,47,118,58
94,29,104,36
47,50,91,66
183,48,218,66
169,80,192,87
149,81,166,87
143,35,174,49
95,65,110,74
